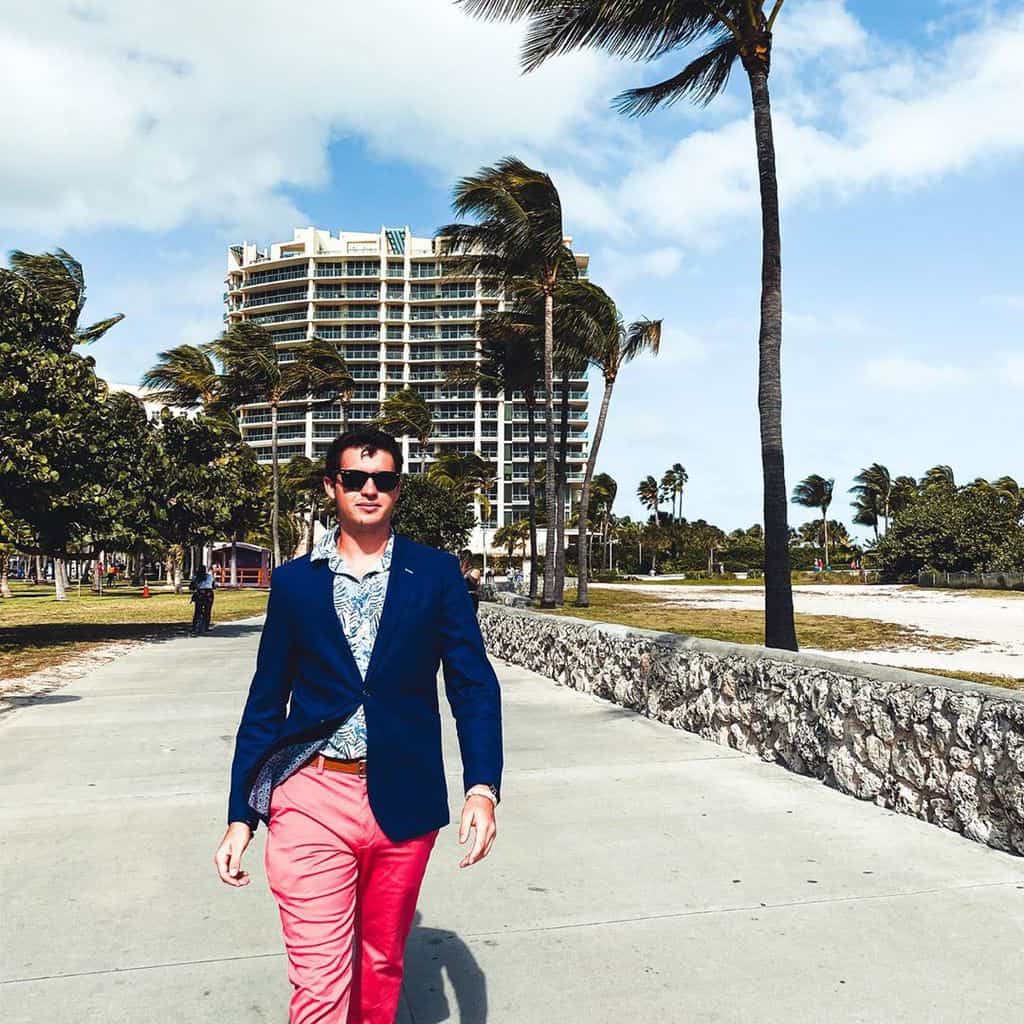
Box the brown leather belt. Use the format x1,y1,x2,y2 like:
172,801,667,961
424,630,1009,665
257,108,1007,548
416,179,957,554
309,753,367,777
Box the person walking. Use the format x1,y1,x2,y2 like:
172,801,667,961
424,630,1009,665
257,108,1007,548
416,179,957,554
460,549,481,615
189,563,216,635
215,428,502,1024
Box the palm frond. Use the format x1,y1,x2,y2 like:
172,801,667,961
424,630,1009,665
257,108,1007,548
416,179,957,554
76,313,126,344
614,31,739,113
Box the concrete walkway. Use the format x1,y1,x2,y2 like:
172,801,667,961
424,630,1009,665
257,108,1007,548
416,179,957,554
2,619,1024,1023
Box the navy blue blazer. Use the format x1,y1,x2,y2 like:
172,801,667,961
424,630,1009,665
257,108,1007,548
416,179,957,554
227,532,503,842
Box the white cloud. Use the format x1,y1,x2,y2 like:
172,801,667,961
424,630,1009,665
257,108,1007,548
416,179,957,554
776,0,869,61
0,1,620,235
863,356,966,390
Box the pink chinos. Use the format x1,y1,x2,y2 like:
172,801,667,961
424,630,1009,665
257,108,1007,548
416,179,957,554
263,757,439,1023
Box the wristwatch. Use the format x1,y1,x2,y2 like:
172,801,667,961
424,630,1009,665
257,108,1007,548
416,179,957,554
466,783,499,805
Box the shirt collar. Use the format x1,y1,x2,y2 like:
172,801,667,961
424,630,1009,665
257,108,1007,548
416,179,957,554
311,525,395,577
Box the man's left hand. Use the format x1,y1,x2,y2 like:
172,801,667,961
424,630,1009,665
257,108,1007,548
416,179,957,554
458,795,497,868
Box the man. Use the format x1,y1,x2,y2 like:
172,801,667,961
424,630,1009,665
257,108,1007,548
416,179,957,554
215,428,502,1023
189,563,216,635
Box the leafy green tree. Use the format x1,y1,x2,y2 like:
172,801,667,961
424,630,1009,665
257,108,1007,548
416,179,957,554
876,485,1022,579
849,463,892,540
457,1,797,648
438,157,578,608
792,474,834,566
392,474,475,552
282,455,329,556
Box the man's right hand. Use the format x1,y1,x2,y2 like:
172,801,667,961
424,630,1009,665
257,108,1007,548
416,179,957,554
214,822,254,887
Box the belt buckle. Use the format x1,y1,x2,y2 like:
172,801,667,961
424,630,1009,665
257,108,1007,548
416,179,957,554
358,759,367,778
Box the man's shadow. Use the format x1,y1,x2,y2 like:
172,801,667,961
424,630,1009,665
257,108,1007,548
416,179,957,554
403,911,488,1022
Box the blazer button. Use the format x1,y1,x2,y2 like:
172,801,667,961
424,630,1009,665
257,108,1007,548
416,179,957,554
362,688,371,697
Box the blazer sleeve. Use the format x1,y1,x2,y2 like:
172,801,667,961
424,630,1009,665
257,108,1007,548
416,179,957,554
438,552,503,801
227,567,295,828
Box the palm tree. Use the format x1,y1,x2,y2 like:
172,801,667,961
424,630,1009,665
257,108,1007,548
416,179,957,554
849,463,892,537
438,156,579,608
376,386,433,470
283,455,328,556
458,1,796,645
289,335,357,432
428,451,498,550
590,473,618,572
792,474,834,567
449,312,547,598
7,248,124,351
637,475,661,529
212,323,311,568
662,463,689,522
494,518,530,567
921,465,956,497
574,305,662,606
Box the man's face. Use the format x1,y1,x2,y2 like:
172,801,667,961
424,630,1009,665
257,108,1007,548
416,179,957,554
323,445,401,532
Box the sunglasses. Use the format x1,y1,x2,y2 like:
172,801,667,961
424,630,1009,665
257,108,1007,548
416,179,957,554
335,469,401,493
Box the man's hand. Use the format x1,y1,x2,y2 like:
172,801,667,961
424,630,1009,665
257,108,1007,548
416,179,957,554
458,795,497,868
214,822,254,887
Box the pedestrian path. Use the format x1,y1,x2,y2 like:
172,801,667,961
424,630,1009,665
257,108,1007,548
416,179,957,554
2,618,1023,1022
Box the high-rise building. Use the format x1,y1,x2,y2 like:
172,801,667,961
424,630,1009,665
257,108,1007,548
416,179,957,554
225,226,590,553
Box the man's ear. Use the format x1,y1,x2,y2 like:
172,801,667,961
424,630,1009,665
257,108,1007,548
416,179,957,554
322,476,335,499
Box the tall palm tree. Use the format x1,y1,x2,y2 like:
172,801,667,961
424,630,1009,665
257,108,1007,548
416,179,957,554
438,156,579,608
494,518,530,566
575,308,661,606
283,455,328,555
589,473,618,572
428,451,498,542
376,386,433,470
921,464,956,497
637,476,661,529
7,248,123,351
458,1,797,646
662,462,689,522
141,342,241,438
449,314,546,598
212,322,310,568
792,474,834,566
849,463,892,536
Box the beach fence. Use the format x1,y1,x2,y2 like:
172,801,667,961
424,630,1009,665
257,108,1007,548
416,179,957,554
918,569,1024,591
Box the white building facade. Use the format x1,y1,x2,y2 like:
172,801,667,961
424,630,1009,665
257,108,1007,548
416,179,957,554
225,226,590,554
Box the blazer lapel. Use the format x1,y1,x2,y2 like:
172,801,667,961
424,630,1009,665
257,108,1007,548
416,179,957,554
364,532,416,686
312,558,363,688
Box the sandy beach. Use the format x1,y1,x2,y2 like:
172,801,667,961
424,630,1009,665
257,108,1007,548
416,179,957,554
592,583,1024,679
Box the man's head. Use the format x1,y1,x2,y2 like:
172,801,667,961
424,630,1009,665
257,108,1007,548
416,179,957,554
197,564,206,573
323,429,403,534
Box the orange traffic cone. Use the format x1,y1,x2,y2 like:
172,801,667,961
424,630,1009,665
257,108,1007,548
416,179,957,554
142,582,151,599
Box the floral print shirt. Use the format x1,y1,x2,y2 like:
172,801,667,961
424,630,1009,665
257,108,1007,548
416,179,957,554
245,526,394,823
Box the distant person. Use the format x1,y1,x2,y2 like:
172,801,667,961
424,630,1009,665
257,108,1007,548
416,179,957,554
461,548,481,613
189,564,216,635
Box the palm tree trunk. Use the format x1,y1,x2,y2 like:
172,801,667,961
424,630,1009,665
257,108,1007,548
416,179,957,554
554,371,570,604
230,538,238,587
307,492,317,554
525,389,539,600
541,289,557,608
576,372,615,607
0,552,12,599
823,512,830,568
747,63,797,651
270,400,282,568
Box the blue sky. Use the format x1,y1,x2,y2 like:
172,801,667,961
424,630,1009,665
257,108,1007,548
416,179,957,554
3,1,1022,537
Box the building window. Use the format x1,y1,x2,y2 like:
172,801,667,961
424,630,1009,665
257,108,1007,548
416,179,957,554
346,260,380,277
410,262,437,278
386,305,404,320
387,260,405,277
386,326,404,340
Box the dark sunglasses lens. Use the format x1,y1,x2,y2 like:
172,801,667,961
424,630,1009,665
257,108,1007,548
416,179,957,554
339,470,369,491
373,472,400,492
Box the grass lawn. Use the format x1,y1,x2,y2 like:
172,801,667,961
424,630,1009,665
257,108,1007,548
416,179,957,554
0,582,268,684
539,587,969,651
